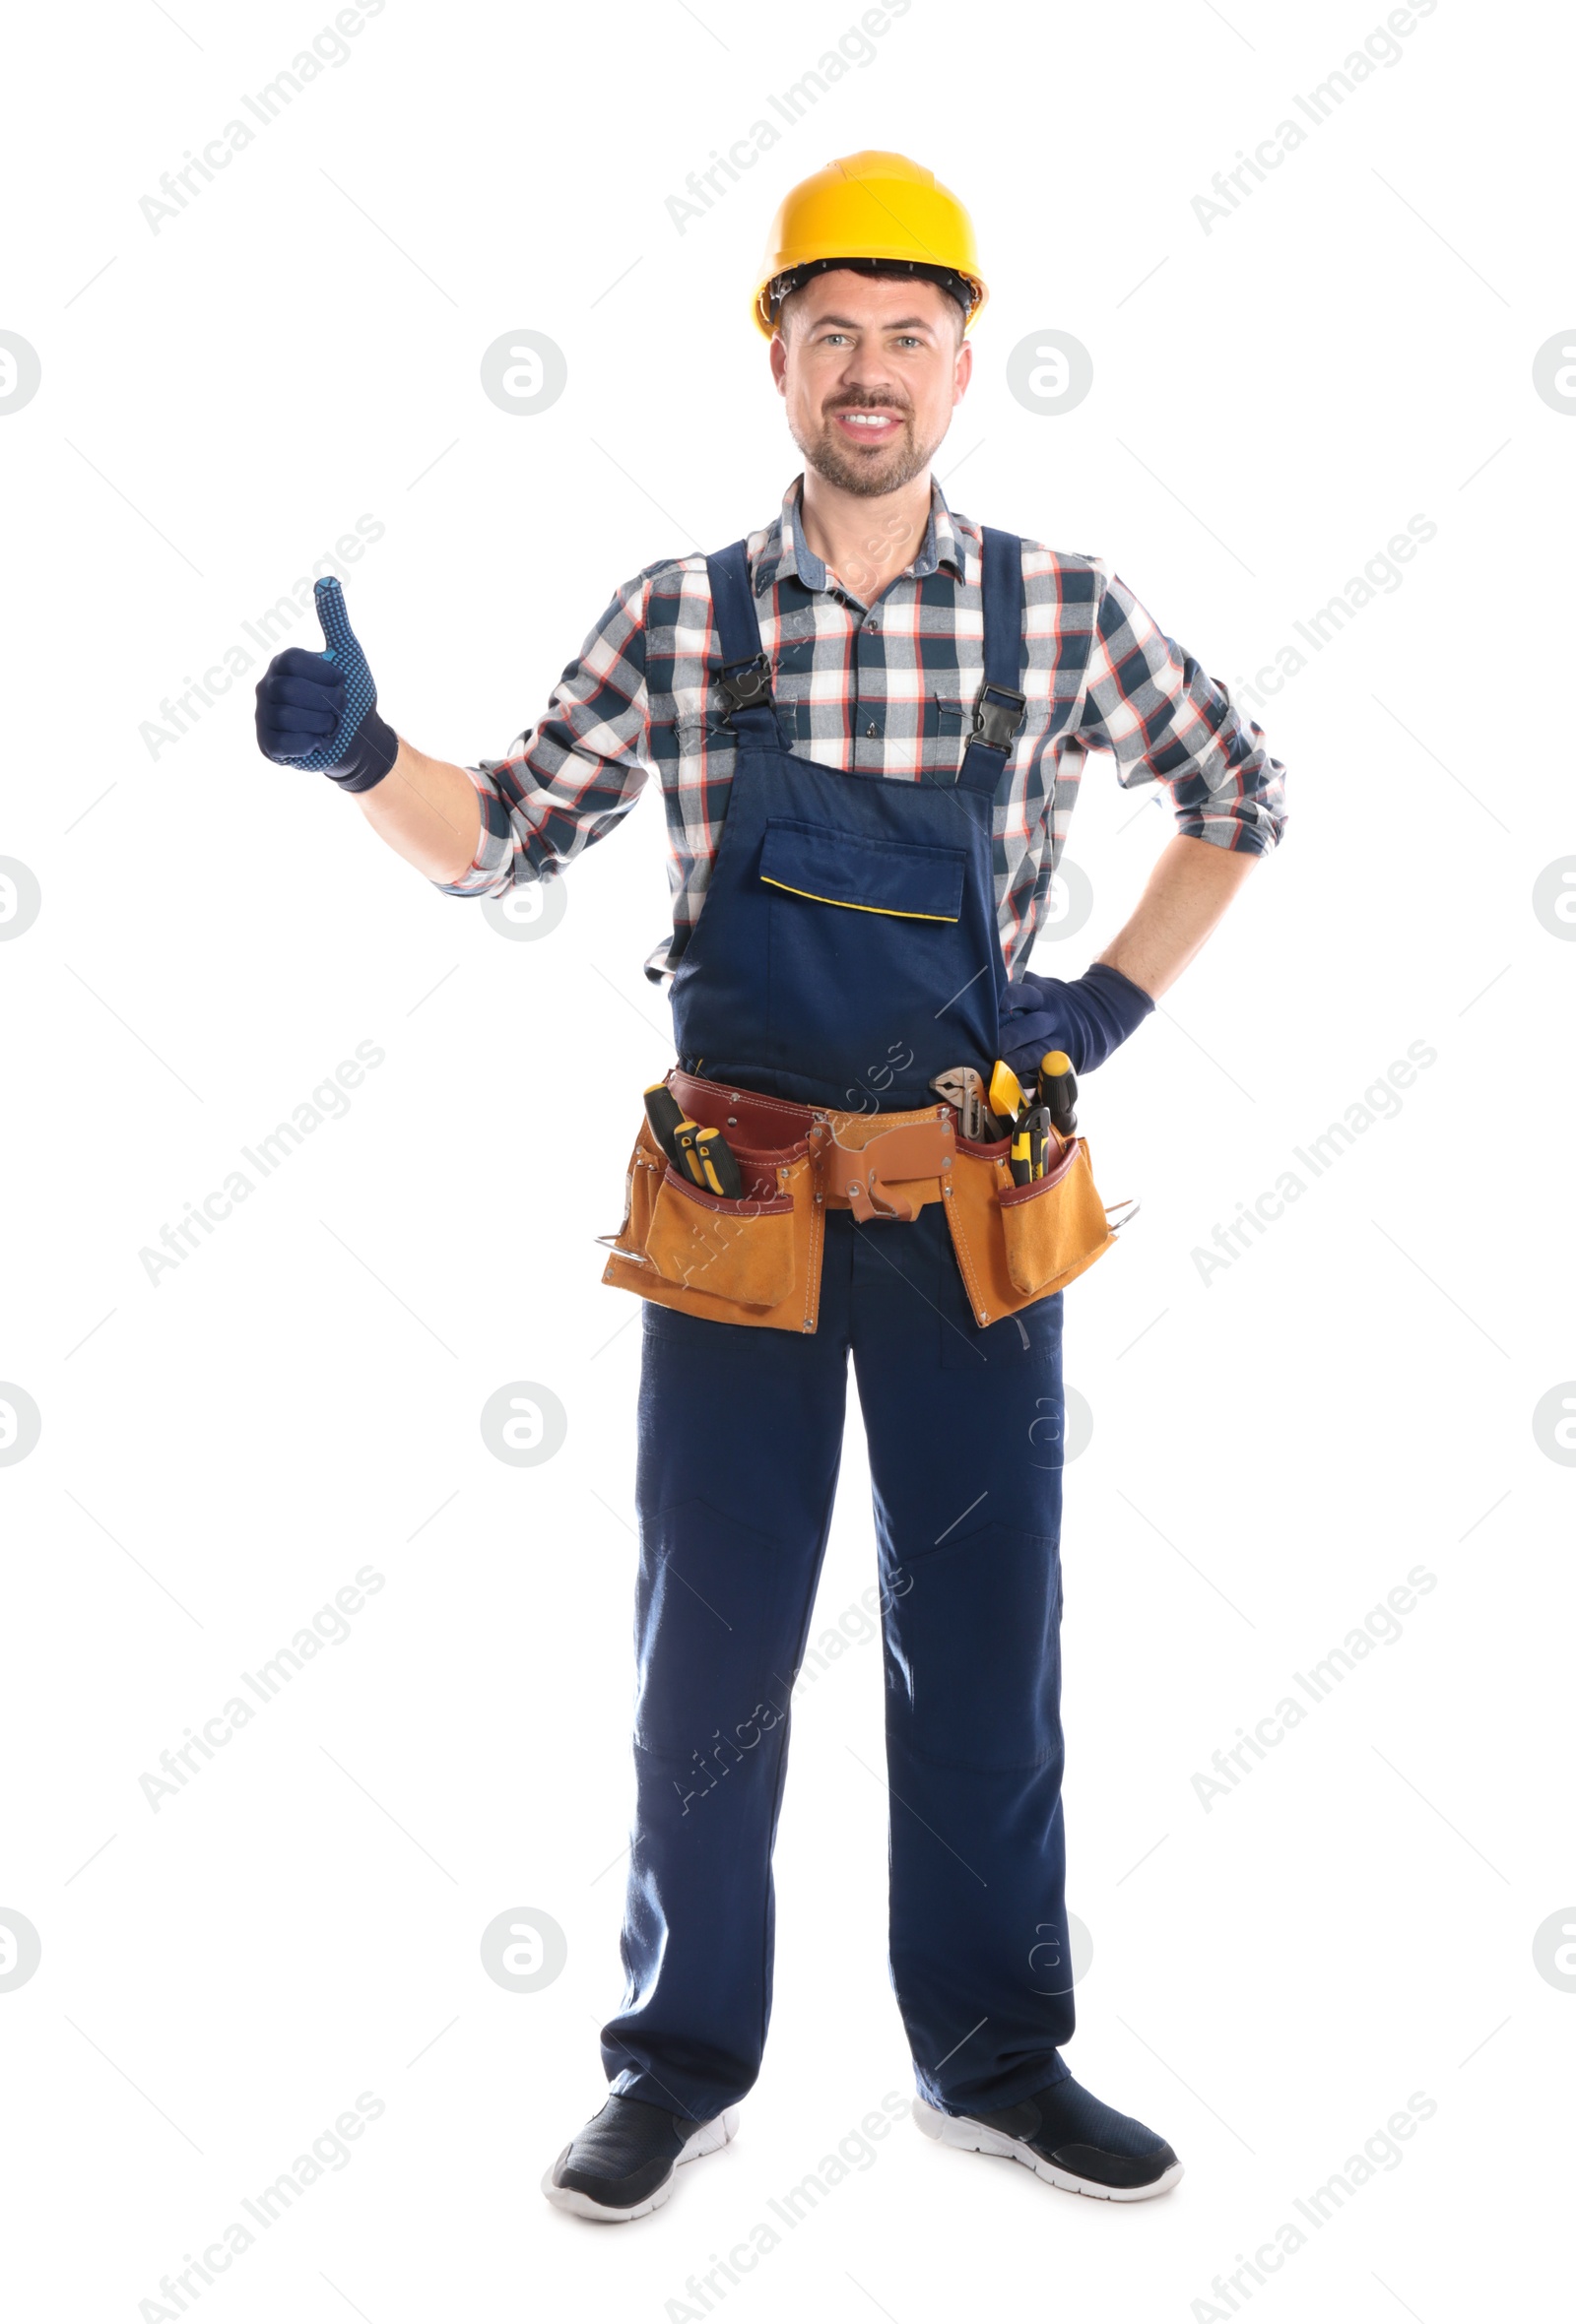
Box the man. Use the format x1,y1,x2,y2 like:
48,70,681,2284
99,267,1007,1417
256,152,1286,2223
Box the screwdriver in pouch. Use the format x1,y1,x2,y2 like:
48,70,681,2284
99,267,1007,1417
672,1120,709,1187
1038,1050,1078,1140
673,1119,746,1196
692,1126,744,1199
643,1081,687,1166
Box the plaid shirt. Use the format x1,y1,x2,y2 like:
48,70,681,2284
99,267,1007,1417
437,478,1287,975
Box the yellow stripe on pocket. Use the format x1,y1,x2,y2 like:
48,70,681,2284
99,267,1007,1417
759,875,958,923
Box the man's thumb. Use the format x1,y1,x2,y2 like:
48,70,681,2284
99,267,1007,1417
312,574,360,666
308,574,379,746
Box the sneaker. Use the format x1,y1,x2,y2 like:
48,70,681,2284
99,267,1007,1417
913,2073,1183,2202
542,2093,741,2223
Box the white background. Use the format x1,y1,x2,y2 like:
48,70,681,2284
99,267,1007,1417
2,1,1572,2318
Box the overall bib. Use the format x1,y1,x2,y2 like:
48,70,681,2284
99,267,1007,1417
602,530,1077,2122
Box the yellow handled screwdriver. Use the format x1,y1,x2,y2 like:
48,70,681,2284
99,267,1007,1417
1038,1050,1078,1139
672,1120,709,1187
643,1081,687,1166
692,1126,744,1199
674,1119,745,1197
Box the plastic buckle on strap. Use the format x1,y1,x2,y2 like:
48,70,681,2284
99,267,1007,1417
969,681,1026,754
716,655,773,725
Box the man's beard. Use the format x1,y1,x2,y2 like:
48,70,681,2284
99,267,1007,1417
789,400,944,498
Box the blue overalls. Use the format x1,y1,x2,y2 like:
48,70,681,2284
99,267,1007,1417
601,529,1076,2121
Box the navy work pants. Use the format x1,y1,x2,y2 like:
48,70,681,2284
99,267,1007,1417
601,1202,1075,2121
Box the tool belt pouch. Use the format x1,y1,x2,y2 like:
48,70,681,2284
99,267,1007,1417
945,1131,1116,1326
600,1121,825,1333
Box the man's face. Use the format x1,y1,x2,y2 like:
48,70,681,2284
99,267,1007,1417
769,271,971,497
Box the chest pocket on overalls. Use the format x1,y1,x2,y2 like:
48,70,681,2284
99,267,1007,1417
757,819,966,921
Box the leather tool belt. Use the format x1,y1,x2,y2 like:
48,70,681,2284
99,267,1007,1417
666,1069,958,1223
600,1068,1124,1335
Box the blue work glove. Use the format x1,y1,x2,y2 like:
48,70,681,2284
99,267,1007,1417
254,576,398,793
1000,963,1155,1081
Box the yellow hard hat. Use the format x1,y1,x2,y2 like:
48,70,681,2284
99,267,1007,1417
752,150,987,338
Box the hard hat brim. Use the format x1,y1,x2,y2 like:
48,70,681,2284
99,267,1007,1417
754,256,987,338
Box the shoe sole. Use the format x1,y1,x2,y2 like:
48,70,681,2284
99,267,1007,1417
541,2105,742,2224
912,2098,1184,2202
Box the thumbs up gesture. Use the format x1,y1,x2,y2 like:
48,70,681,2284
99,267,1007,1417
254,576,398,792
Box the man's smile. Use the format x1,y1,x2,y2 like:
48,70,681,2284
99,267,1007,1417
827,406,906,444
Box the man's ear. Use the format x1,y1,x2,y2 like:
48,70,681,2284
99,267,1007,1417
769,333,788,396
953,337,974,406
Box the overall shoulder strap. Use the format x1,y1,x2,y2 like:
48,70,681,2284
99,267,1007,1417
704,540,763,665
956,526,1027,796
980,526,1026,698
703,541,776,736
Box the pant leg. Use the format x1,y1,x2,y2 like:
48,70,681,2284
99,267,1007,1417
848,1203,1075,2116
601,1262,850,2120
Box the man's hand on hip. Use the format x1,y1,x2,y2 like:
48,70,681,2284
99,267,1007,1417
1000,963,1154,1080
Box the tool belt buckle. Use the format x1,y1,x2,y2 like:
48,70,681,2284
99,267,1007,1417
811,1115,956,1224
